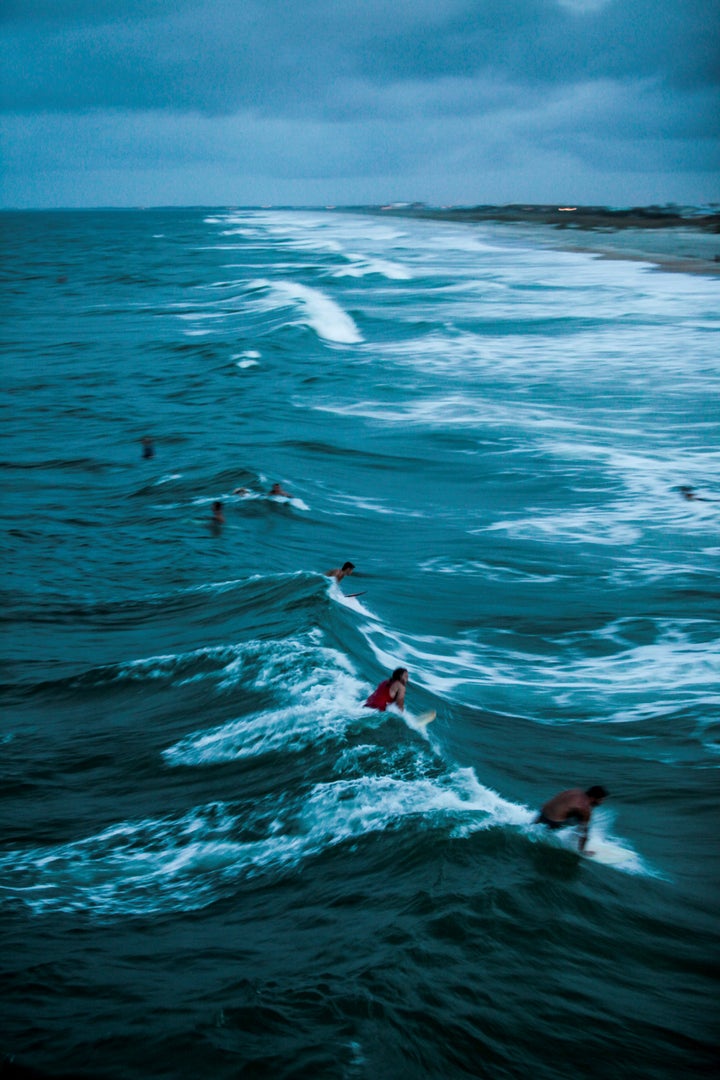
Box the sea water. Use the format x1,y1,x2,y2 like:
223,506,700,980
1,208,718,1079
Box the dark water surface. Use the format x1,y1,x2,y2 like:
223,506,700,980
1,208,719,1078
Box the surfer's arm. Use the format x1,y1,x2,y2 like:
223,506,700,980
576,810,591,852
391,680,406,711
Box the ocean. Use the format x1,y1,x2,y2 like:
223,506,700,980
1,207,718,1079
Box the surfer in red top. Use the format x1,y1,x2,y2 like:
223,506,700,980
364,667,408,712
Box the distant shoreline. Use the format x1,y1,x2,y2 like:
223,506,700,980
353,204,720,278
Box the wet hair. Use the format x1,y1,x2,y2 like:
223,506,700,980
341,562,355,572
586,785,608,800
391,667,408,682
212,501,223,511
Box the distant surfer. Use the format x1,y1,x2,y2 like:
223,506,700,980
141,435,154,460
678,484,710,502
210,500,225,525
535,786,609,854
233,486,251,496
327,561,355,582
364,667,408,712
269,482,291,497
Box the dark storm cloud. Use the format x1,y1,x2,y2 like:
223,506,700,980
2,0,718,207
3,0,718,115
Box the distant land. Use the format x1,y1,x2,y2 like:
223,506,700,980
342,203,720,276
351,202,720,231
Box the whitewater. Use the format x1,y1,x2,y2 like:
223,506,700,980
1,206,718,1080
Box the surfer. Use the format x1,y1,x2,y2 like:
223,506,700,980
535,786,608,854
327,561,355,582
269,482,291,497
678,485,710,502
364,667,408,712
210,500,225,525
140,435,154,460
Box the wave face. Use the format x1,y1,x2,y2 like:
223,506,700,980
2,207,719,1080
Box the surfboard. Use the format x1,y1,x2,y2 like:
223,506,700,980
415,710,436,726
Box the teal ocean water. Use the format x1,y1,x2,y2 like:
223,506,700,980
1,208,719,1079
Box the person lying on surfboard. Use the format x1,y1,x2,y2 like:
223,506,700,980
364,667,408,712
535,786,609,854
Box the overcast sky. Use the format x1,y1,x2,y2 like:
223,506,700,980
2,0,719,208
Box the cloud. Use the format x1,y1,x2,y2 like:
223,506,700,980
3,0,719,115
1,1,718,206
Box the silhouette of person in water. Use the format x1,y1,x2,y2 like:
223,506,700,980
210,501,225,525
141,436,154,460
364,667,409,712
535,785,609,854
269,482,290,497
327,561,355,582
678,485,710,502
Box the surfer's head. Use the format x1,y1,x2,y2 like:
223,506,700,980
391,667,409,685
341,562,355,573
586,785,608,804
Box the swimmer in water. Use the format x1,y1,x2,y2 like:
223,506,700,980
210,500,225,525
269,482,290,497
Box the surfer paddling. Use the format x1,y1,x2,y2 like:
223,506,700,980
535,786,609,854
364,667,408,712
269,482,291,497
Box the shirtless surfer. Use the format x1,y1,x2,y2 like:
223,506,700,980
364,667,408,712
327,561,355,582
535,786,608,854
269,482,290,497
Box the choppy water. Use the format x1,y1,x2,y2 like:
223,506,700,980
1,207,719,1079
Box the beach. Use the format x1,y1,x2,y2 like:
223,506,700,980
366,204,720,277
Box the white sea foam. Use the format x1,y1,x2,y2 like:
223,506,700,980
419,556,562,583
333,253,412,280
522,808,651,875
328,580,375,618
247,278,362,343
0,761,651,917
483,510,642,546
355,615,720,713
232,348,261,368
163,676,363,767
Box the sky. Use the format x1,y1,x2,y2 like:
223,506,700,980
2,0,719,208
